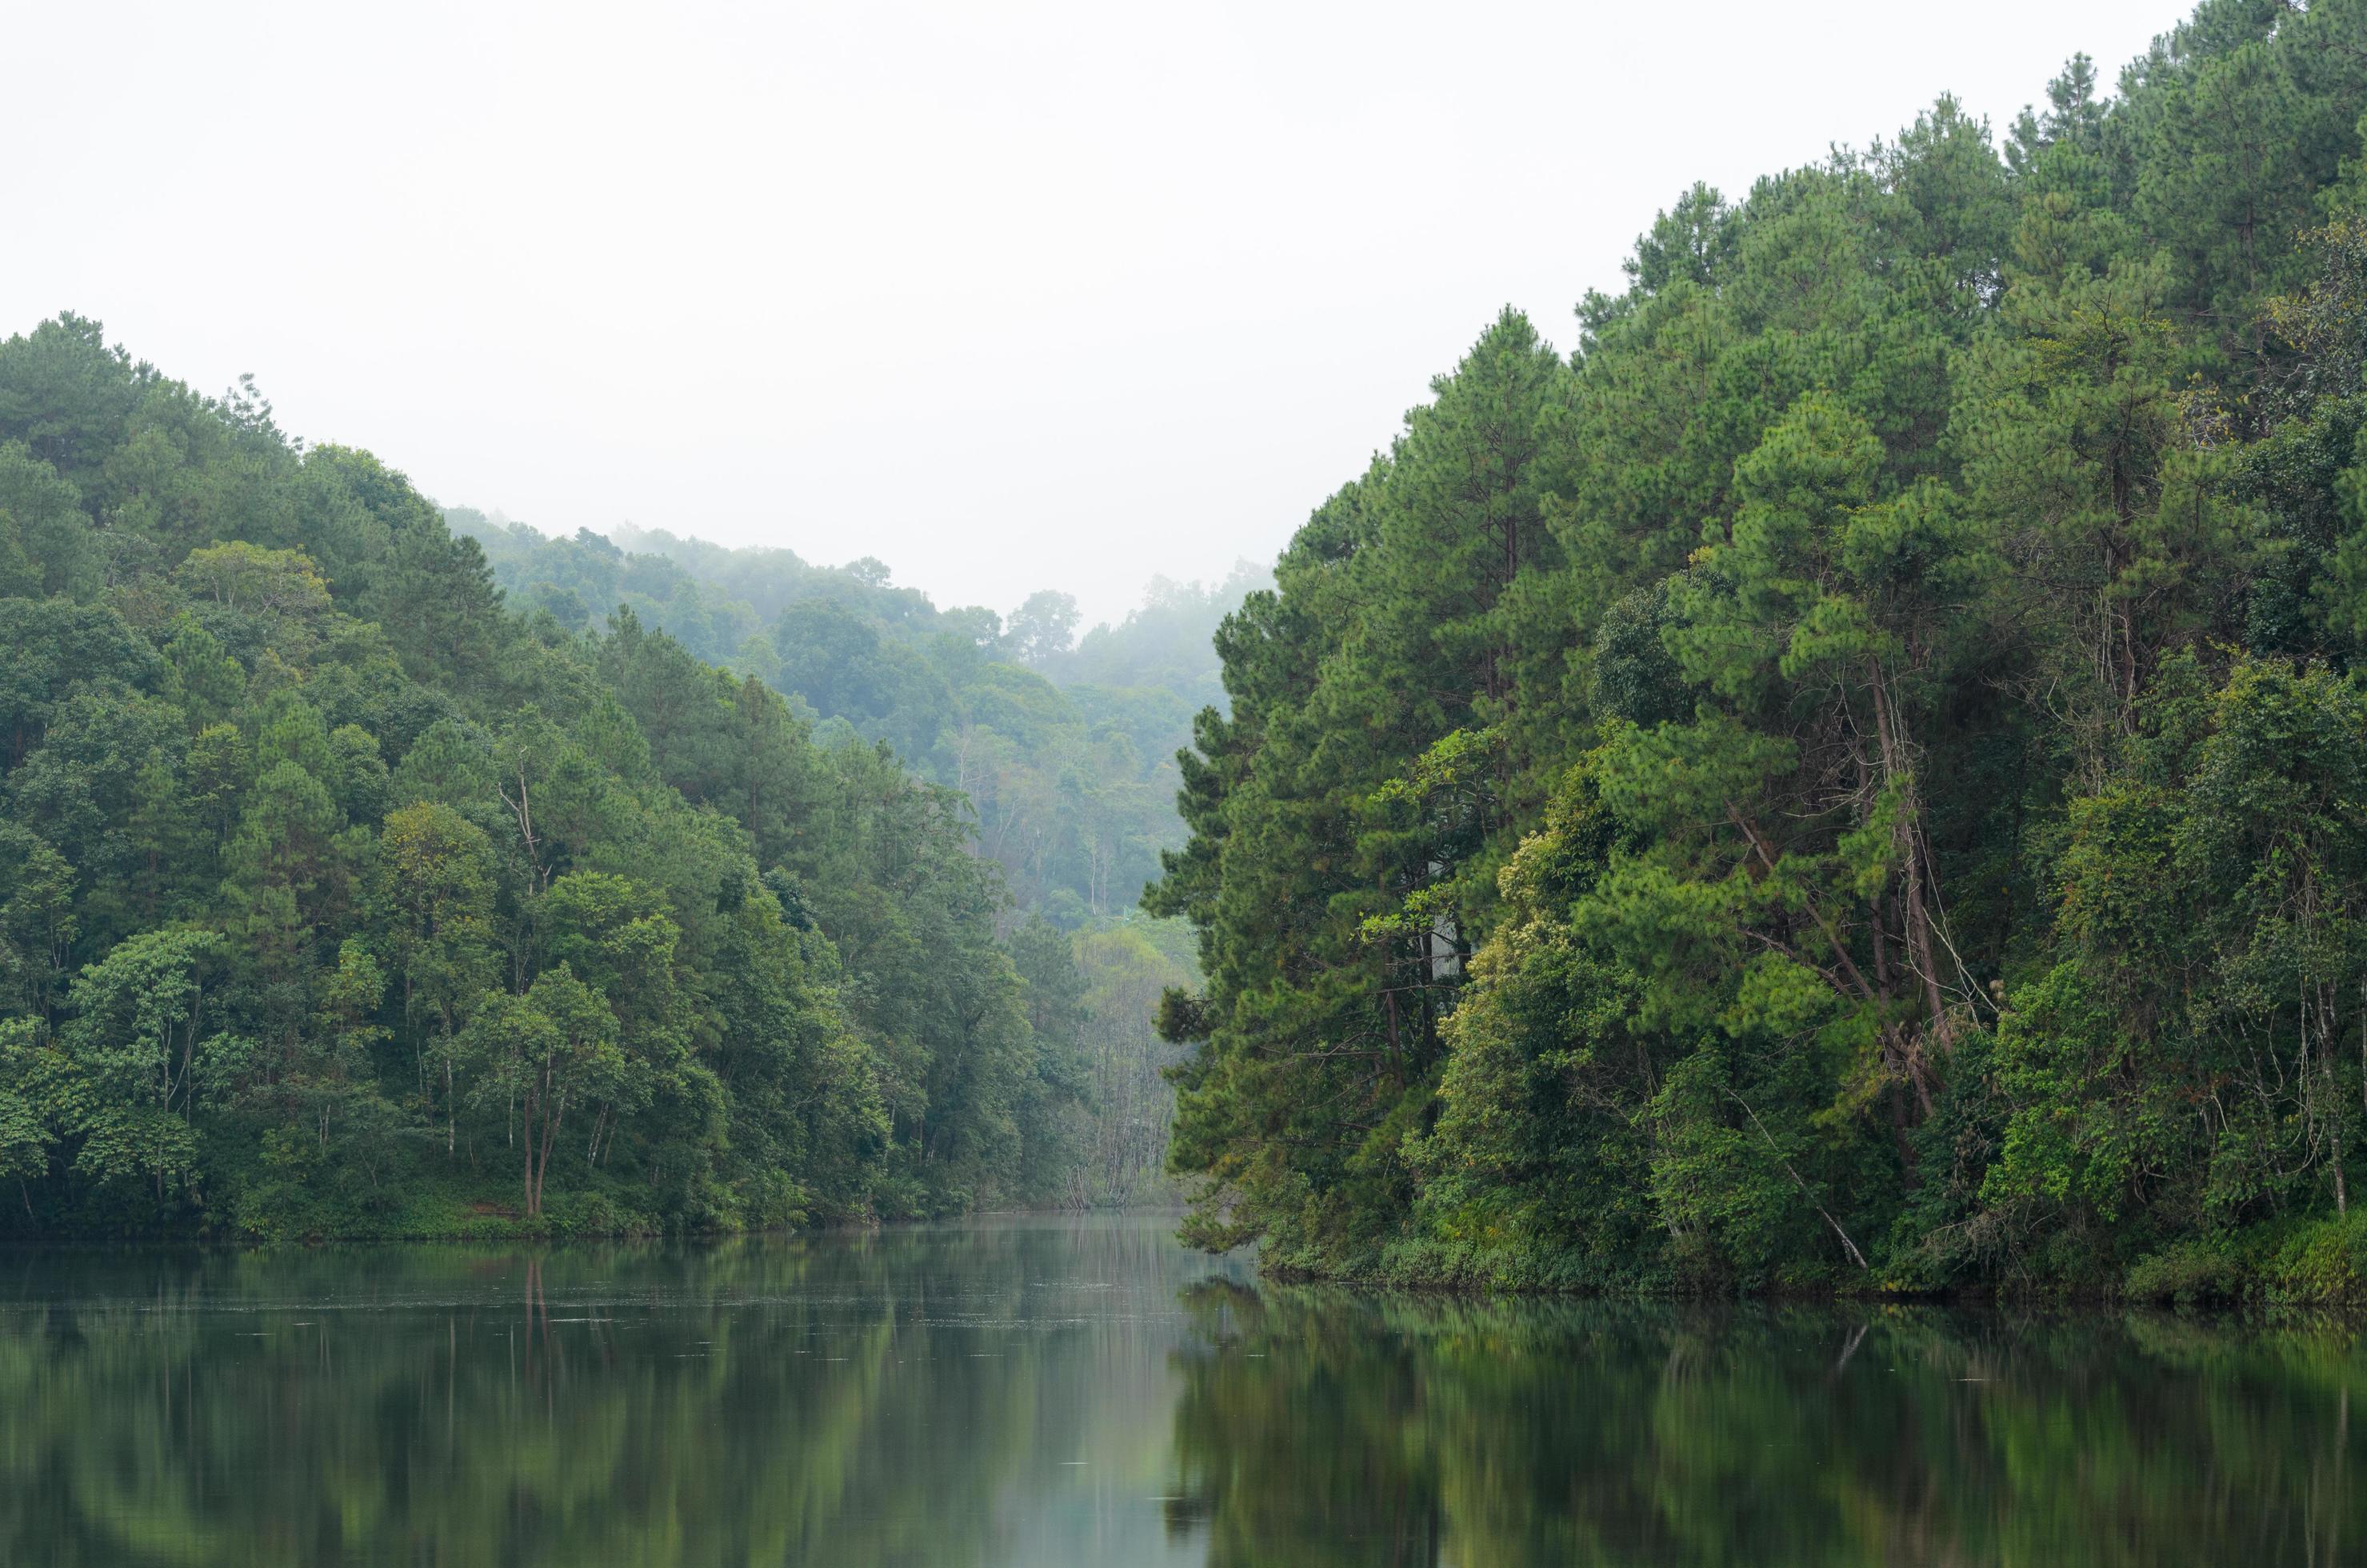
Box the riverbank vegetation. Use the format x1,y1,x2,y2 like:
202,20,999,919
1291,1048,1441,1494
0,319,1178,1237
1152,0,2367,1300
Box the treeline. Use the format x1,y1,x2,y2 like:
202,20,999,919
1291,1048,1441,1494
1153,0,2367,1295
446,510,1244,1206
452,510,1261,927
0,319,1097,1236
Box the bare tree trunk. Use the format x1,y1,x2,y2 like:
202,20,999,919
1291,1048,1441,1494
536,1090,565,1218
1868,665,1947,1114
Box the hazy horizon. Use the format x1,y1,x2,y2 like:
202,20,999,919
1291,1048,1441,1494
8,0,2175,625
442,502,1273,631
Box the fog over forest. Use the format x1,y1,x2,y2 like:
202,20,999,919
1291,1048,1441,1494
19,2,2367,1561
3,0,2177,628
6,0,2367,1314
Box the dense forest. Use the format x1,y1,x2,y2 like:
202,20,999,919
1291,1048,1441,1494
0,316,1213,1235
439,512,1261,1205
446,507,1260,924
1153,0,2367,1298
18,0,2367,1301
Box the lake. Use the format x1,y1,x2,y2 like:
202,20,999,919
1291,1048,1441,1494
0,1213,2358,1565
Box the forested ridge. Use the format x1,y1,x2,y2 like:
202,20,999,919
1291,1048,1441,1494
0,320,1146,1237
445,506,1262,925
434,510,1265,1205
1153,0,2367,1298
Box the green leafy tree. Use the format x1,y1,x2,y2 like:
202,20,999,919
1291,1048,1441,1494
368,802,498,1146
58,929,222,1205
453,964,630,1217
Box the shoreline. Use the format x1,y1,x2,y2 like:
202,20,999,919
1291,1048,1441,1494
0,1202,1190,1251
1235,1209,2367,1310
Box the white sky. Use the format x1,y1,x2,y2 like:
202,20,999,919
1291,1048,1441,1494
6,0,2179,627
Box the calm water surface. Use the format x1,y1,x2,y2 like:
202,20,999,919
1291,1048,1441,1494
1,1214,2361,1564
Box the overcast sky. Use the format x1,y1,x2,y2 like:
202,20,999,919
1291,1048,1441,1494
8,0,2180,626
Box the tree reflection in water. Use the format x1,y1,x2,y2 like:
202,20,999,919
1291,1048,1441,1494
1166,1280,2367,1566
0,1219,2360,1566
0,1218,1219,1566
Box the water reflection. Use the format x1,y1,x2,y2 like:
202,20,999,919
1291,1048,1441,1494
0,1218,2359,1565
0,1218,1228,1567
1170,1282,2367,1566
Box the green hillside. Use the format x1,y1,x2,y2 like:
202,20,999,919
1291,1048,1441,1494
0,322,1098,1236
1153,1,2367,1299
445,507,1260,926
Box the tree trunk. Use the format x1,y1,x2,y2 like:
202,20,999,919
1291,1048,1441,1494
1867,665,1949,1110
535,1090,565,1218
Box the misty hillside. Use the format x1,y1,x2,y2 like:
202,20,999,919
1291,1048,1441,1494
0,319,1200,1235
444,506,1265,927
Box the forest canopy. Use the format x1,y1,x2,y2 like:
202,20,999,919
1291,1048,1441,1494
0,321,1152,1236
446,507,1262,926
1150,0,2367,1298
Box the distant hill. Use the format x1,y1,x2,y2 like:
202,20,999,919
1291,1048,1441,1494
443,506,1265,930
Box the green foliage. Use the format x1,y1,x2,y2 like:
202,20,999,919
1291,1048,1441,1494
0,315,1095,1237
1152,1,2367,1294
449,509,1263,930
442,510,1241,1206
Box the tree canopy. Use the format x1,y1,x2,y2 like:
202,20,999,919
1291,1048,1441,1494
1152,2,2367,1296
0,318,1103,1235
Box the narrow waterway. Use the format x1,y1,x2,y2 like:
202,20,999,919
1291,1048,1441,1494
0,1214,2359,1564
